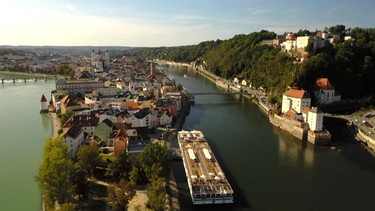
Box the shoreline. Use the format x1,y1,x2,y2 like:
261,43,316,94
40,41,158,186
47,112,60,138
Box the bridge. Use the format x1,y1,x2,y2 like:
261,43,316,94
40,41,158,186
190,92,246,95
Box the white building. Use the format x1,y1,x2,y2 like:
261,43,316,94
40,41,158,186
307,107,323,131
63,125,85,158
296,36,313,49
282,89,311,113
314,78,338,104
40,94,49,112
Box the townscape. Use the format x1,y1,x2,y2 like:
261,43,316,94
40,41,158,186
2,27,375,211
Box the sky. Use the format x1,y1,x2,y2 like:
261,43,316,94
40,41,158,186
1,0,374,47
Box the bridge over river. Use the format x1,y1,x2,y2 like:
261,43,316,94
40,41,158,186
190,91,246,95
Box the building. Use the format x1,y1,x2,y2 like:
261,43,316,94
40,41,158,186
307,107,323,131
56,79,104,96
40,94,49,113
91,50,110,70
314,78,339,105
282,89,311,113
62,125,85,158
296,36,313,50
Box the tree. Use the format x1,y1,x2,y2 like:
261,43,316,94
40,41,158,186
147,177,166,211
107,179,136,211
36,137,75,210
138,142,172,180
71,168,89,200
106,150,132,180
76,142,101,176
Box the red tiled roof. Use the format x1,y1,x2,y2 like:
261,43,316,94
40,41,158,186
40,94,48,102
315,78,334,89
283,89,309,98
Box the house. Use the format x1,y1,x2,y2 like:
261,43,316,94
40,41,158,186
60,95,84,114
314,78,340,104
62,125,85,158
282,89,311,113
159,110,173,126
112,129,128,155
126,127,151,165
125,109,151,128
63,113,99,136
94,119,114,146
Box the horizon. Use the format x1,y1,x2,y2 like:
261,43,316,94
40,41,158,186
1,0,375,47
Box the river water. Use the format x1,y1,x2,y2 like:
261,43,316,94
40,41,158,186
167,66,375,211
1,70,375,211
0,78,53,211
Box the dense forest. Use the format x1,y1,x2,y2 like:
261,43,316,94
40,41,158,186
124,26,375,107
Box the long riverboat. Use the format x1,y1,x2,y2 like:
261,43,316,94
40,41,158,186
178,130,234,205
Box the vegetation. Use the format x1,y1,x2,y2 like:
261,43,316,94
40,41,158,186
107,179,136,211
106,150,132,180
138,142,172,180
76,142,101,176
36,137,75,210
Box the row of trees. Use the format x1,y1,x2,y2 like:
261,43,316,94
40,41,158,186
36,137,172,211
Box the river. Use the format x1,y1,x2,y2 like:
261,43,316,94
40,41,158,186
1,70,375,211
167,66,375,211
0,78,54,211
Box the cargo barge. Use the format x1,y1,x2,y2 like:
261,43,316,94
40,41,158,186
178,130,234,205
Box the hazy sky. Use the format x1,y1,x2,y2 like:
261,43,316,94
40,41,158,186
1,0,374,47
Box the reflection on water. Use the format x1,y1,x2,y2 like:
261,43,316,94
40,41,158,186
274,127,315,168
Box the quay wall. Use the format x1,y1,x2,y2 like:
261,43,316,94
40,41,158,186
270,114,305,140
354,126,375,152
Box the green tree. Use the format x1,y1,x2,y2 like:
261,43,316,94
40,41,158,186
76,142,101,176
36,137,75,210
106,150,132,180
71,167,89,200
107,179,136,211
138,142,172,180
147,177,166,211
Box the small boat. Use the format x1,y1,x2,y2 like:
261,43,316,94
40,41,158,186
184,74,188,78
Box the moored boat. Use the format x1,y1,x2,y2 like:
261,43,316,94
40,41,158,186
178,130,234,205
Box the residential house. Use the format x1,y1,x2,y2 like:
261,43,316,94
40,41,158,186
62,125,85,158
159,110,173,126
94,119,114,146
60,95,84,114
63,113,99,136
126,127,151,165
282,89,311,113
112,129,128,155
125,109,151,128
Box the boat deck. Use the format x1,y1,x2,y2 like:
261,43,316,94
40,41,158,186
178,130,234,204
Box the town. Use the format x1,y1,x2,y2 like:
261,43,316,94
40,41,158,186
2,27,375,210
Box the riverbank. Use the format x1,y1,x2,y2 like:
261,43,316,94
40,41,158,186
47,112,60,138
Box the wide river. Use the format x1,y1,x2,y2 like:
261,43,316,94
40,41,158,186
1,69,375,210
167,66,375,211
